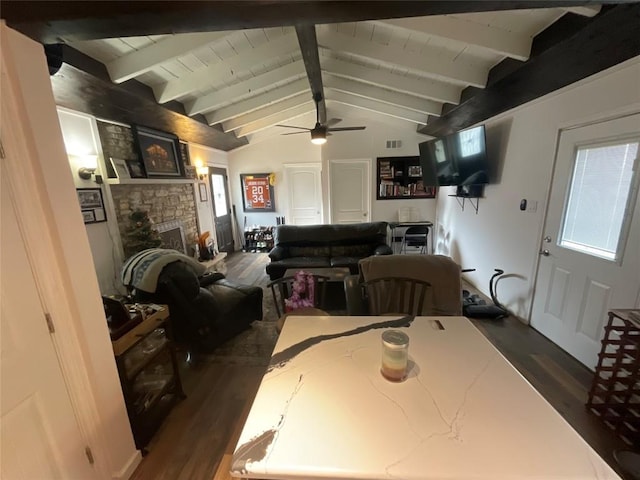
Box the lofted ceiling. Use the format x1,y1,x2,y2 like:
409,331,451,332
3,1,640,151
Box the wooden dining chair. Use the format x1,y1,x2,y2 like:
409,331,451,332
267,274,330,319
361,277,432,315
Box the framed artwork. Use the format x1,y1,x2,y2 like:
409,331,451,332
408,165,422,177
125,159,146,178
110,157,130,179
81,210,96,223
240,173,275,212
198,182,208,202
132,125,184,178
77,188,107,224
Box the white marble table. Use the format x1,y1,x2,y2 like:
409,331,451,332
231,315,620,480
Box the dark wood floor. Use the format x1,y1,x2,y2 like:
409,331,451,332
130,252,628,480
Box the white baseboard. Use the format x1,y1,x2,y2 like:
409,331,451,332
112,450,142,480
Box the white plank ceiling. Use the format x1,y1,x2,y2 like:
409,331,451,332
68,6,597,147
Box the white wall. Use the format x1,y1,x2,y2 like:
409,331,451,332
322,112,436,224
228,133,322,229
228,106,436,233
57,108,125,295
435,56,640,321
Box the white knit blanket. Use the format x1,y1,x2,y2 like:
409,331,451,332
121,248,206,293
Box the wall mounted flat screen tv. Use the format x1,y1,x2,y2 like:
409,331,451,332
419,125,489,186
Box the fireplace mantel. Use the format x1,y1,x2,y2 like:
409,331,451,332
106,178,196,185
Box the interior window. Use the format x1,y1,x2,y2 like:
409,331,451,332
211,174,227,217
560,139,639,261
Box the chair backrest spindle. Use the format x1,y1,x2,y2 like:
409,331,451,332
361,277,431,315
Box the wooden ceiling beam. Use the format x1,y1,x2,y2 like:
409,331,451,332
321,57,462,104
205,79,310,126
186,62,307,116
222,93,311,132
3,1,619,44
235,102,316,137
106,32,228,83
327,91,430,124
317,28,489,87
323,75,443,116
154,31,298,104
418,3,640,137
53,45,247,151
295,25,326,124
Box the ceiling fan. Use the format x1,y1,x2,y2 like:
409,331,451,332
277,93,366,145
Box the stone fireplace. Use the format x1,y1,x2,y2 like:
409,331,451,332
110,183,198,257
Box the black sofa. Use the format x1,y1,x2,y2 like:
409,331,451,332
122,249,263,352
266,222,392,280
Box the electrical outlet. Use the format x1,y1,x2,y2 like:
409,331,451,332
526,200,538,213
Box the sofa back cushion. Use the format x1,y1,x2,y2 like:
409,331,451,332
274,222,389,247
289,245,332,257
331,244,373,257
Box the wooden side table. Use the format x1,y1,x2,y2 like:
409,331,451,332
112,305,185,452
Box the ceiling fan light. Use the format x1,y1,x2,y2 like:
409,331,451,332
310,129,327,145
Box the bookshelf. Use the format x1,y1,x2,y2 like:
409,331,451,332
376,156,436,200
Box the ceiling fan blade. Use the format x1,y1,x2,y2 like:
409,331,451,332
327,126,366,132
326,118,343,127
275,124,310,131
281,131,309,136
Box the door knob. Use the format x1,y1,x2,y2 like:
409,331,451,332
539,249,550,256
544,236,552,243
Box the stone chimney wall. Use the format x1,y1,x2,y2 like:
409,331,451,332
110,183,198,251
97,120,198,255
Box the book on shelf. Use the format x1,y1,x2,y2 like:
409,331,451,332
379,161,391,178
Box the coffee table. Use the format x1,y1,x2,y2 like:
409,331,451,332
231,315,620,479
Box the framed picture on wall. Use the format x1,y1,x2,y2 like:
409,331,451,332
110,157,130,179
132,125,184,178
198,182,208,202
240,173,275,212
125,159,146,178
77,188,107,224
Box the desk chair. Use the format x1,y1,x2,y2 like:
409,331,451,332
402,225,428,254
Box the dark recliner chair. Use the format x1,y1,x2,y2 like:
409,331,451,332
125,251,263,352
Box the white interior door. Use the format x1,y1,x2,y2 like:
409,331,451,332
530,113,640,369
1,168,95,479
330,159,371,224
285,163,323,225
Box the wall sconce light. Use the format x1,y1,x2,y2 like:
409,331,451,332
194,158,209,180
77,155,100,181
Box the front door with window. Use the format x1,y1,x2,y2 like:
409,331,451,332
530,113,640,369
210,167,234,253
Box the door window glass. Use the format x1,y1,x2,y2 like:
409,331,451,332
211,174,227,217
560,139,639,261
